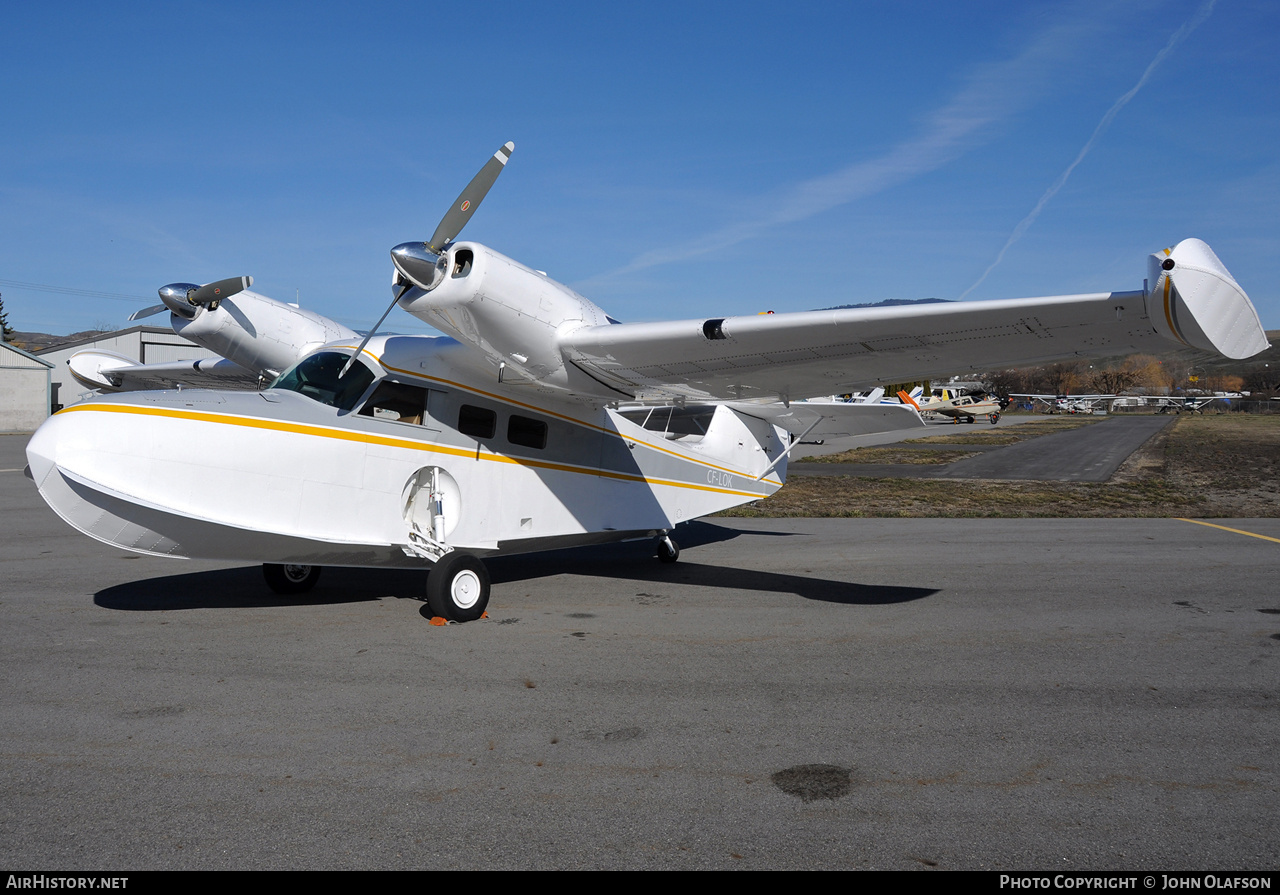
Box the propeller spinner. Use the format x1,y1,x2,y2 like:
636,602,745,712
131,276,253,321
341,141,515,377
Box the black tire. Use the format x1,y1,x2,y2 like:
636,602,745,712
990,412,1000,424
657,537,680,564
263,563,322,594
426,552,490,622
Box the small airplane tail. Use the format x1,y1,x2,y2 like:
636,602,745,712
897,390,922,410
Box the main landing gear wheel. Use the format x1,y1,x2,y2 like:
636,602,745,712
263,563,322,594
656,535,680,564
427,552,491,622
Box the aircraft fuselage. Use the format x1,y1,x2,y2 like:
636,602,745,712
26,336,787,566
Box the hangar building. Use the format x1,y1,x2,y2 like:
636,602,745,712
35,325,219,414
0,325,220,431
0,339,54,433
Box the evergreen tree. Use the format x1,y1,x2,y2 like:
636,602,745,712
0,292,13,340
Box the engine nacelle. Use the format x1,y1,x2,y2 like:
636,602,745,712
397,242,612,388
171,290,357,378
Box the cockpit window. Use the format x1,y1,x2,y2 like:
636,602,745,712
269,351,375,411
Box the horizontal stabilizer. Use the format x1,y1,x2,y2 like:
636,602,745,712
727,399,925,440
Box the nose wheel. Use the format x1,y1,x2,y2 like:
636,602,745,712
427,552,491,622
656,535,680,563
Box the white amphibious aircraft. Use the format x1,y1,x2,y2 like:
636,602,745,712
26,143,1270,620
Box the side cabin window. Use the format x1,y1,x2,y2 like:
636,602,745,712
508,414,548,450
617,405,716,440
458,404,497,439
359,380,430,426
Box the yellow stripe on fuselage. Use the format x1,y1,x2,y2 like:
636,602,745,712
368,351,768,481
59,401,770,500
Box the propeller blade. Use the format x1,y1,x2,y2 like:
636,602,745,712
128,304,169,321
339,282,412,379
358,143,516,376
425,141,514,253
188,275,253,307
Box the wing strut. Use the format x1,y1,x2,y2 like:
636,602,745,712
755,417,822,482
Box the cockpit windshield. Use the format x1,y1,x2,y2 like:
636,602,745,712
268,351,376,411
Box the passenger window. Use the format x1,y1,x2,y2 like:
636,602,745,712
508,415,548,450
458,404,496,439
359,380,429,425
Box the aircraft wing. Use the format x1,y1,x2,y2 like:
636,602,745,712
561,244,1268,403
1009,393,1117,399
67,349,261,393
561,291,1156,402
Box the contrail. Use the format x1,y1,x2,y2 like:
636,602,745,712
958,0,1217,300
582,8,1110,288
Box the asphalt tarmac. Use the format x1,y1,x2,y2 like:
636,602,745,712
2,433,1278,870
791,415,1172,481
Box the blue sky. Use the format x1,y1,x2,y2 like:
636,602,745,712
2,0,1277,337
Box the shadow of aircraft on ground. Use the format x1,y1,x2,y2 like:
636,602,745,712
94,521,938,612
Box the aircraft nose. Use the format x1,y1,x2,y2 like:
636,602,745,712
24,413,61,491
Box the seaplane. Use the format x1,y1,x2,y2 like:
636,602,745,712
25,143,1270,621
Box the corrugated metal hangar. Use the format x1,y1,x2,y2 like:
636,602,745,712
0,340,53,433
0,326,219,431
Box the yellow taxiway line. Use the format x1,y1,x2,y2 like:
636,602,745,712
1176,518,1280,545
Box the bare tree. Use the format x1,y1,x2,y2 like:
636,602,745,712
1039,362,1084,395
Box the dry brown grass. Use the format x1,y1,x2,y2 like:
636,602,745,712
723,413,1280,518
903,415,1104,444
800,415,1103,463
801,447,980,465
